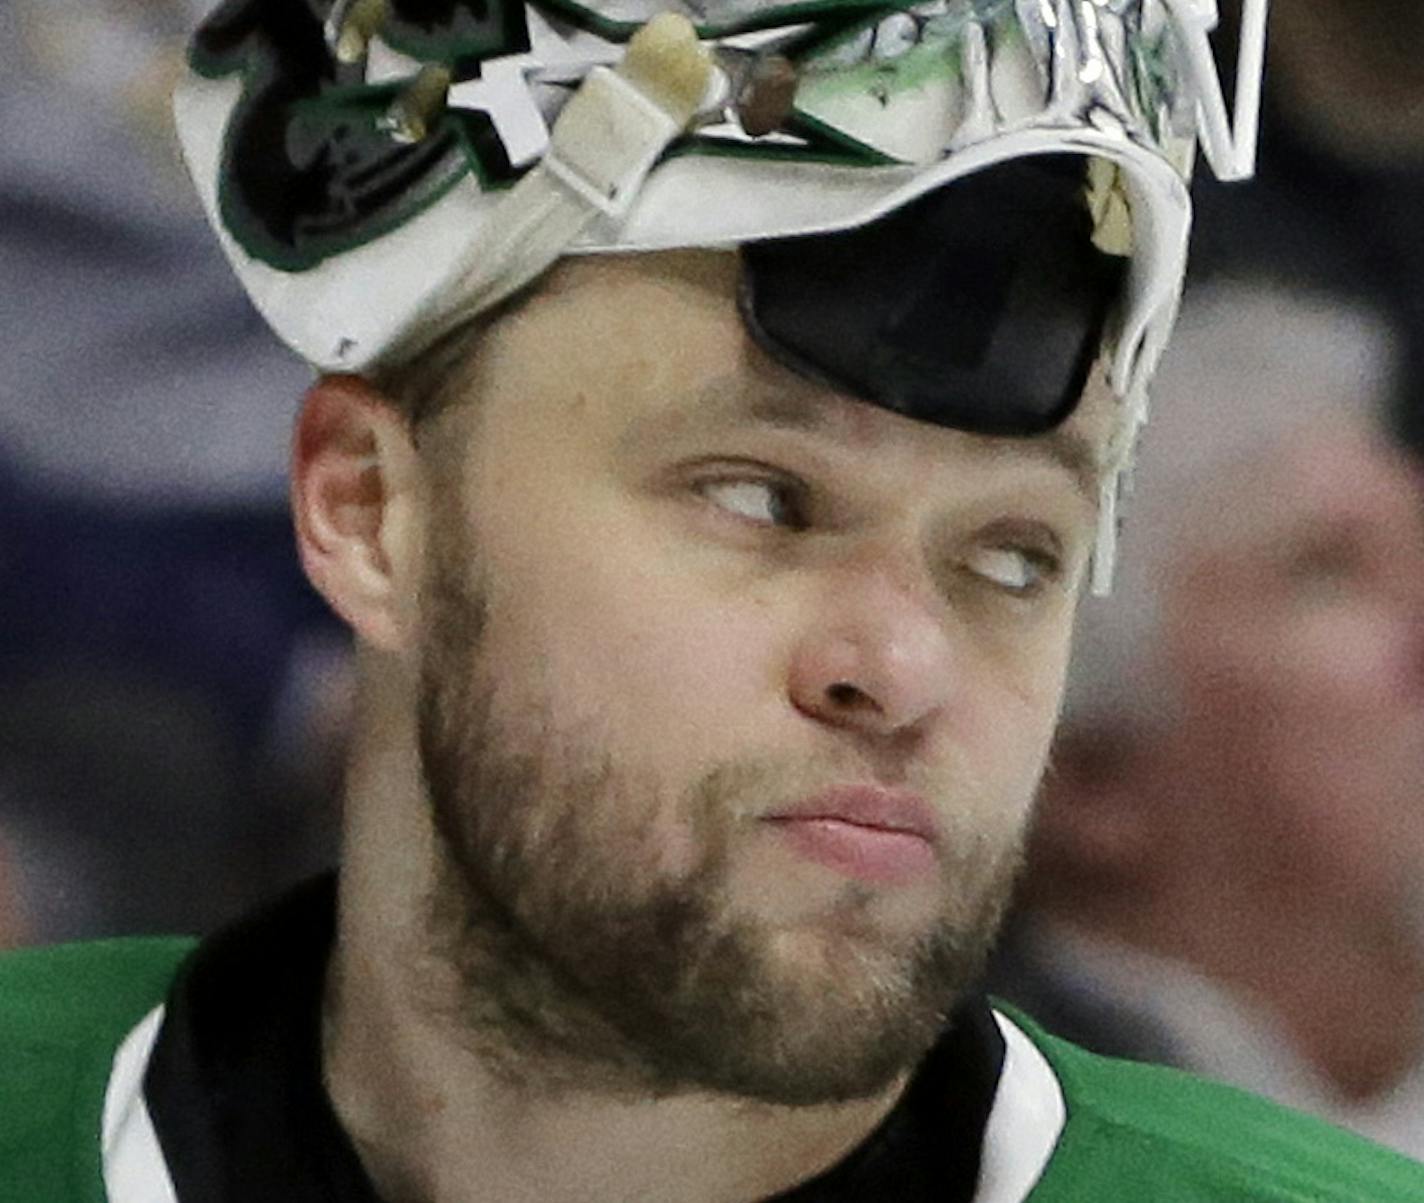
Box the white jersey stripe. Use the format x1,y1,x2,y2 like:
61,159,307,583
974,1011,1069,1203
94,1004,1065,1203
101,1005,178,1203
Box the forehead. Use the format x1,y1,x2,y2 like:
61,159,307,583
466,249,1114,499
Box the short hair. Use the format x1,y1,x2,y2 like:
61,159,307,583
370,315,490,427
367,271,554,426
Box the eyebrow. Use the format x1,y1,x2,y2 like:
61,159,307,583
623,381,1103,505
970,424,1103,508
754,390,1105,503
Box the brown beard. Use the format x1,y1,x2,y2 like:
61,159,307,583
415,509,1024,1105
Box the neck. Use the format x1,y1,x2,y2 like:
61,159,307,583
321,679,904,1203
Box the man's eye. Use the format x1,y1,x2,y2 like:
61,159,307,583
965,546,1059,595
699,478,804,528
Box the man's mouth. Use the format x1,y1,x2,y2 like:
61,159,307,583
762,786,940,885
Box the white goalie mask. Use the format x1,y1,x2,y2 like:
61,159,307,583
174,0,1268,588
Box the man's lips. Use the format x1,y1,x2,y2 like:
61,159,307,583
762,786,940,885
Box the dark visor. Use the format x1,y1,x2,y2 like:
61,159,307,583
738,155,1127,438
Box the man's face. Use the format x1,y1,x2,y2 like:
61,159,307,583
1168,429,1424,906
414,251,1106,1103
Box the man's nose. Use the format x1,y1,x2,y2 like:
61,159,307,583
786,548,960,741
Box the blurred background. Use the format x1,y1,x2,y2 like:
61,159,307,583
0,0,347,942
2,0,1422,1162
986,0,1424,1160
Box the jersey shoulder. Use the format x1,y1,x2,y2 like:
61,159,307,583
0,936,194,1201
0,935,194,1042
1005,1006,1424,1202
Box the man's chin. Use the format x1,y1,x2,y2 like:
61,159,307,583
623,918,966,1106
755,910,942,989
637,982,946,1107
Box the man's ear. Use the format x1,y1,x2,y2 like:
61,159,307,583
292,374,424,652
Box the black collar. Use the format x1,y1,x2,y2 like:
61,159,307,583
145,876,1006,1202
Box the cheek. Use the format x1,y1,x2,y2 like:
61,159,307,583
986,611,1075,741
984,686,1063,815
594,594,778,744
955,627,1074,822
481,530,784,763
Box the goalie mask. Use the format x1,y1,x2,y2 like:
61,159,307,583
174,0,1268,587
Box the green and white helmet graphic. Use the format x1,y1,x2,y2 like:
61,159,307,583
176,0,1265,384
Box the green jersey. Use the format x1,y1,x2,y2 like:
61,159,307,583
1,881,1420,1202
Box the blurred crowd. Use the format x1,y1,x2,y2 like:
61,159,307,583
990,0,1424,1159
989,297,1424,1155
0,0,346,941
2,0,1422,1164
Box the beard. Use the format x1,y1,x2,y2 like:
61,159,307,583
415,517,1025,1107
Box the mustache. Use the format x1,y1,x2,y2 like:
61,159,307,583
688,752,968,822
